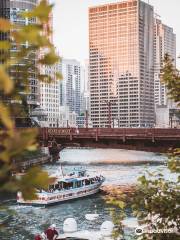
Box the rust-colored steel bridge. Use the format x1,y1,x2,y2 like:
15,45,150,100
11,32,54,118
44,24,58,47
39,128,180,155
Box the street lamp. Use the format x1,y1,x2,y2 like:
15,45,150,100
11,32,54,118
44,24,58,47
67,119,69,128
170,114,176,128
56,118,59,128
85,110,88,128
103,100,112,128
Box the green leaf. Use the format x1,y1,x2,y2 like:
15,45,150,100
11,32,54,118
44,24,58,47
118,201,125,209
138,175,147,185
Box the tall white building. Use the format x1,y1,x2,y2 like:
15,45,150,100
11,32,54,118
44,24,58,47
0,0,39,111
154,18,176,106
59,106,77,128
84,60,90,112
40,63,61,127
80,60,90,114
60,59,81,116
154,18,178,128
89,0,155,128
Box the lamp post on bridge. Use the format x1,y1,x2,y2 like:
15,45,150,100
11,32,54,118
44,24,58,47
56,118,59,128
108,101,111,128
67,120,69,128
104,100,118,128
85,110,88,128
103,101,112,128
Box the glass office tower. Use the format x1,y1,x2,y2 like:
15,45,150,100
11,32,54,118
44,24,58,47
89,0,154,127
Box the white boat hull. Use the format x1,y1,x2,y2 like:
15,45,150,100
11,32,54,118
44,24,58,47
17,182,103,206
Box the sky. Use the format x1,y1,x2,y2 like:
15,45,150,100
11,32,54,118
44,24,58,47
52,0,180,67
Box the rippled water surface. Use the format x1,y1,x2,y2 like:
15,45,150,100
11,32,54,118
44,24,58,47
0,148,170,239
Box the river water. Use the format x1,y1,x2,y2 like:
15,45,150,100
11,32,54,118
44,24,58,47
1,148,170,240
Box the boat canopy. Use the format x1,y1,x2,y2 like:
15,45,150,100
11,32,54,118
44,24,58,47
62,178,79,183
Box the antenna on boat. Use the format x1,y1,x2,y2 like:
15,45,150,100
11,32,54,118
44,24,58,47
60,164,64,177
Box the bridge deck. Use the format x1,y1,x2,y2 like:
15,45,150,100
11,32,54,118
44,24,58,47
40,128,180,141
37,127,180,153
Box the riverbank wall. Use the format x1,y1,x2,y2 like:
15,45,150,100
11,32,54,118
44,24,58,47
13,154,52,170
101,184,136,196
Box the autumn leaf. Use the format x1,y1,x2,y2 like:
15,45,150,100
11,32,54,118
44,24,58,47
21,0,53,23
56,72,63,80
0,66,14,94
38,49,60,65
0,18,13,32
18,167,50,200
0,0,59,201
0,41,11,50
0,103,14,129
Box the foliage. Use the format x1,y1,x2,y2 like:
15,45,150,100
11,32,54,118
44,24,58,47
130,56,180,239
161,54,180,106
105,189,126,239
0,0,60,199
108,55,180,240
132,169,179,240
105,187,136,239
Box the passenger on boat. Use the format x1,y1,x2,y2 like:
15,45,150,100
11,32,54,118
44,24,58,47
44,224,58,240
34,234,42,240
34,232,46,240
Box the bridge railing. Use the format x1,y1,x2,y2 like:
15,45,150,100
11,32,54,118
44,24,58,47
154,128,180,136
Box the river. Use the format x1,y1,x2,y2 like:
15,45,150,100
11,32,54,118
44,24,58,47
0,148,170,240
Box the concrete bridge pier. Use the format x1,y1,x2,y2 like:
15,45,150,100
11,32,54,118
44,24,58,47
48,139,63,162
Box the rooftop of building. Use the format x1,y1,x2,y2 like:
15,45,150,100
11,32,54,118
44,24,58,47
89,0,153,11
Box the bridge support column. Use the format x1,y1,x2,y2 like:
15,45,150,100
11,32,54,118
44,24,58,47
96,128,98,142
152,128,155,143
48,139,61,162
123,128,126,143
70,128,73,141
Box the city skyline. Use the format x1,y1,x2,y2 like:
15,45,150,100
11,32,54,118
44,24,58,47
52,0,180,67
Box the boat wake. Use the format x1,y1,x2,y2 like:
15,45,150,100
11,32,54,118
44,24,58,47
60,159,164,166
9,205,45,210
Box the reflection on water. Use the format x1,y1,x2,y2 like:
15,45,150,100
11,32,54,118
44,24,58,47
0,148,169,240
60,148,166,165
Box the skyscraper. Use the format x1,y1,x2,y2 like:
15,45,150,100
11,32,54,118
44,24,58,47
154,18,176,106
89,0,154,128
0,0,39,111
154,18,178,128
60,59,81,116
84,59,90,113
38,4,60,128
40,62,61,127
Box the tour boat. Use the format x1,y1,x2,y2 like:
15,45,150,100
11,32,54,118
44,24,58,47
17,168,105,206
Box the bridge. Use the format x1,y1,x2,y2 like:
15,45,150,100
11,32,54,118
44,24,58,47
39,128,180,158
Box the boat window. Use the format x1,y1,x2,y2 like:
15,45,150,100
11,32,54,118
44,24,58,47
77,181,82,188
85,179,90,185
